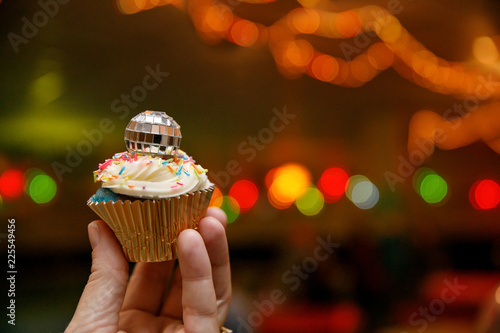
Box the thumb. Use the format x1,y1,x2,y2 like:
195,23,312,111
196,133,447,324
66,220,129,333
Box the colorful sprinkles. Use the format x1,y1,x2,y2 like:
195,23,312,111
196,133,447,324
93,150,205,190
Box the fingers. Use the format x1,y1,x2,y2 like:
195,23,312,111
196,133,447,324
198,216,232,324
121,261,176,315
160,208,229,319
160,265,183,319
178,229,219,332
66,221,129,333
205,207,228,228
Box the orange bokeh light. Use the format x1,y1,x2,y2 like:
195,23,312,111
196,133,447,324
284,40,314,68
309,54,339,82
289,8,320,34
335,11,362,37
350,55,377,83
367,43,394,70
229,19,259,47
209,186,223,208
116,0,142,14
205,5,233,33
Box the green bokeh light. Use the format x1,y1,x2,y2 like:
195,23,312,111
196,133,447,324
220,196,240,223
295,186,324,216
29,174,57,204
419,174,448,204
24,168,47,193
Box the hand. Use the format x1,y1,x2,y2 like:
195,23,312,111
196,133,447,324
66,208,231,333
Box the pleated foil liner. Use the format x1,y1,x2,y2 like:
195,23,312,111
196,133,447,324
87,186,214,262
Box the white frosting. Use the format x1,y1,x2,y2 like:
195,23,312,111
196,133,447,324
95,150,213,198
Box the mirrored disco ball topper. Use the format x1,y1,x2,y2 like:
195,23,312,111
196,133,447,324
124,110,181,157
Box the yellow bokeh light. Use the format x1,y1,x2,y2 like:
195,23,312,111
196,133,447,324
30,71,64,106
376,15,402,43
473,36,499,65
267,163,312,208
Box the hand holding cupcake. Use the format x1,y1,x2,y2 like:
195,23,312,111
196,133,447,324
88,111,214,262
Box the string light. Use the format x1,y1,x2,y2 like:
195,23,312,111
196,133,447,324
408,103,500,158
117,1,500,97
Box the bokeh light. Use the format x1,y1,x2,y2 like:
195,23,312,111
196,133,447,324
229,180,259,213
0,169,26,200
335,10,362,37
29,174,57,204
413,168,448,204
309,54,339,82
289,8,320,34
25,168,46,191
220,195,240,223
473,36,499,66
267,163,312,209
470,179,500,210
295,186,324,216
284,40,315,68
346,175,379,209
265,167,278,189
209,186,223,208
116,0,142,14
318,167,349,202
205,5,233,33
229,19,259,47
30,71,64,105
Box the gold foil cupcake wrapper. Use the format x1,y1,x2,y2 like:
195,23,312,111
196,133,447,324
87,186,214,262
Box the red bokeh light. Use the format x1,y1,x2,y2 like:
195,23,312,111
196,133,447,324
0,169,26,200
229,180,259,213
470,179,500,210
318,167,349,203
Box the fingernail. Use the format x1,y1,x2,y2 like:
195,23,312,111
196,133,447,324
88,222,100,248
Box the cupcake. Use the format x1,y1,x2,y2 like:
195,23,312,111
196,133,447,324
87,111,214,262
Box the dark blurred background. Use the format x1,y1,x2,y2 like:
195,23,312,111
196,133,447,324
1,0,500,332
